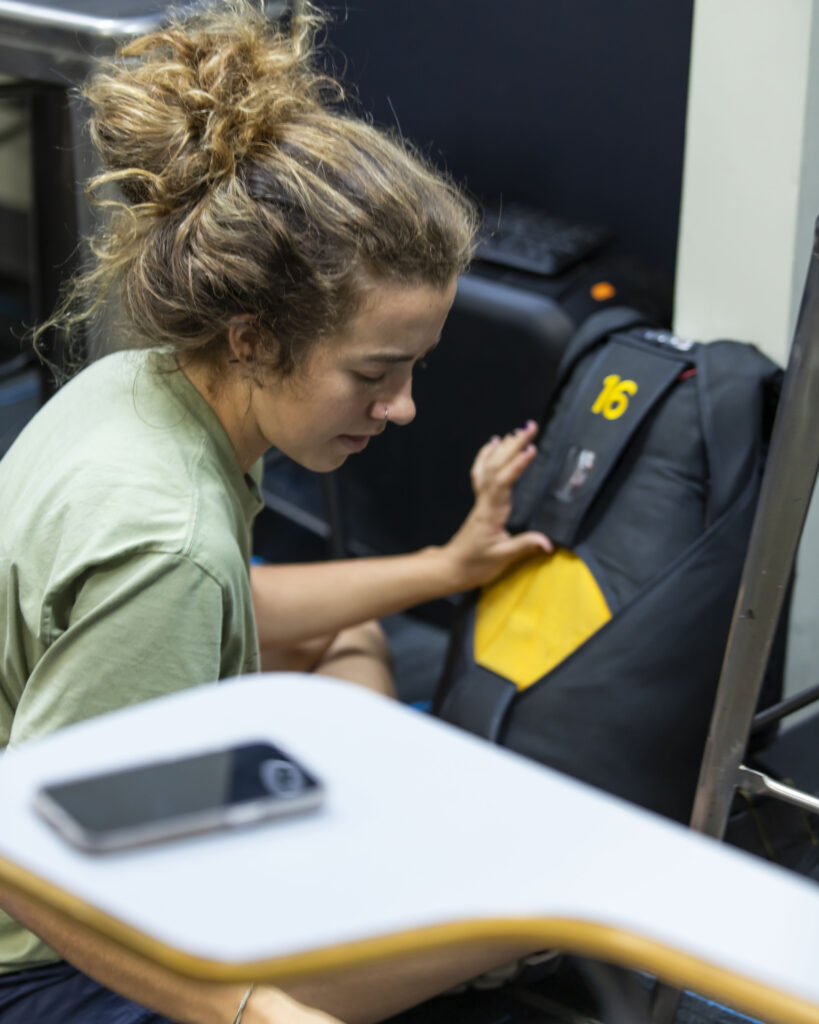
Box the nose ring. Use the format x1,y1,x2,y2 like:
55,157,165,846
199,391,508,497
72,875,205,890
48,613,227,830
384,406,390,423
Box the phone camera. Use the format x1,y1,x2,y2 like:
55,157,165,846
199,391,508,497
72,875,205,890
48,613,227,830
259,758,305,797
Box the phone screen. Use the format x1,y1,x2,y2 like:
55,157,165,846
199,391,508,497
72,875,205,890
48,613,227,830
35,741,323,851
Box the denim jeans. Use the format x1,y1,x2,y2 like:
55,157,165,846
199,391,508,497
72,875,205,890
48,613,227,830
0,960,176,1023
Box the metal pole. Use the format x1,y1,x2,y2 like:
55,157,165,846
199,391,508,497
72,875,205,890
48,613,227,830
751,680,819,732
689,219,819,840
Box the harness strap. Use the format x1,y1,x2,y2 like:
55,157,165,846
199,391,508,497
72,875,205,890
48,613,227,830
524,333,692,547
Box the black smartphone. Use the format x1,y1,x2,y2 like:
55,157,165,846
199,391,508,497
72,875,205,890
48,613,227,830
33,740,324,852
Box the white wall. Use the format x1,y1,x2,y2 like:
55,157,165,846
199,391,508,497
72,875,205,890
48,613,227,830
674,0,819,699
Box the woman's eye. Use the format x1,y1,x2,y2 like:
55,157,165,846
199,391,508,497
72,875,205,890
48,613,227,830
354,371,386,384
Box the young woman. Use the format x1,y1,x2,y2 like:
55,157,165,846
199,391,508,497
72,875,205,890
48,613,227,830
0,3,551,1021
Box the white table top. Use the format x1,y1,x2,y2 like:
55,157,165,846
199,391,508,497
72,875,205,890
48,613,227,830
1,674,818,1023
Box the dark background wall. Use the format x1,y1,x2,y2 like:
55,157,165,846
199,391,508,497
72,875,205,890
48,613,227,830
318,0,695,278
262,2,698,572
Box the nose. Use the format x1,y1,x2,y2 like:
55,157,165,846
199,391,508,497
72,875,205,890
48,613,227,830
372,378,416,426
388,391,416,426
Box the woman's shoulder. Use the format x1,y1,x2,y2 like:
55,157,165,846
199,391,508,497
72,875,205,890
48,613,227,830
2,350,205,546
53,346,171,402
10,348,197,465
2,346,253,579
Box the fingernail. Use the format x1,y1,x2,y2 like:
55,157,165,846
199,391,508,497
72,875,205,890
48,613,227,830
490,435,500,443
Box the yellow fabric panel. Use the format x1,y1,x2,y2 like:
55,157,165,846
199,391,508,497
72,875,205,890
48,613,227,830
474,549,612,690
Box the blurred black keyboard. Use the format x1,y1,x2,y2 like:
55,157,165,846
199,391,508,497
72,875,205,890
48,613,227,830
476,204,611,277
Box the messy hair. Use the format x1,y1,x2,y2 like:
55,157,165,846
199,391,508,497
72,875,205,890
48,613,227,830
42,0,477,375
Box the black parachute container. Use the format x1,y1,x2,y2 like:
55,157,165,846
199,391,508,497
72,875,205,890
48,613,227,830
434,309,784,822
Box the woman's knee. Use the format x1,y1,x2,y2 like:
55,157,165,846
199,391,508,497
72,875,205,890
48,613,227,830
335,620,389,661
317,620,395,697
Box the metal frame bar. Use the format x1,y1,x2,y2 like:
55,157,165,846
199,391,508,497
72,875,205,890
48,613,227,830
689,219,819,840
652,219,819,1024
752,680,819,732
736,766,819,818
0,0,290,51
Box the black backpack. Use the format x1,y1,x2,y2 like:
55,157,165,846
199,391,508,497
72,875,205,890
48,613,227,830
434,309,784,822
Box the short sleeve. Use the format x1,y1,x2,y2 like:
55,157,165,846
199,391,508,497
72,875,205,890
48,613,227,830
10,552,224,746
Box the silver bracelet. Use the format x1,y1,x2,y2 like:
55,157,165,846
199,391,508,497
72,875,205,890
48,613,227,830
232,983,255,1024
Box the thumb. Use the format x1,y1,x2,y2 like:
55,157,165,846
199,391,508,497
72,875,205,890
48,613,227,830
496,531,554,562
516,530,553,555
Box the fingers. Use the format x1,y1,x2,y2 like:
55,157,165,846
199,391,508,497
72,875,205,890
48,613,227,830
471,420,539,493
513,529,554,555
469,434,501,489
488,529,553,560
493,420,538,465
493,440,538,490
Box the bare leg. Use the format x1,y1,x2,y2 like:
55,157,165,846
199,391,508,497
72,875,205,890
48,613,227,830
260,634,338,674
259,621,395,699
315,621,396,698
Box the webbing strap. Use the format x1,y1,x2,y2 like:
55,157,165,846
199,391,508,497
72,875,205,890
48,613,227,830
436,664,518,741
528,334,691,546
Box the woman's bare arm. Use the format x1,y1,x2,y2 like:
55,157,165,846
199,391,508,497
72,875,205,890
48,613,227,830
0,878,538,1024
0,878,341,1024
0,879,342,1024
252,423,552,650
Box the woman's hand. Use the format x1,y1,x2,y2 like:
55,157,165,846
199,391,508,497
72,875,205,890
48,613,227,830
250,422,552,644
440,421,553,592
247,986,345,1024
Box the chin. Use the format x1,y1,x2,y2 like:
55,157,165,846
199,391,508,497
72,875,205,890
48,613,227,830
301,451,349,473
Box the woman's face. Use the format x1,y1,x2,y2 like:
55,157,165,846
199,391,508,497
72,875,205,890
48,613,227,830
245,278,458,472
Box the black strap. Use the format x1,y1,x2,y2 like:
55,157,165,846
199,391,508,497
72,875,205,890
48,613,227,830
436,666,518,741
528,334,692,546
510,309,652,533
549,306,652,400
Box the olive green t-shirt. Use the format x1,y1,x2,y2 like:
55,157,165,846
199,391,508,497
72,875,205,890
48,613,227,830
0,348,264,970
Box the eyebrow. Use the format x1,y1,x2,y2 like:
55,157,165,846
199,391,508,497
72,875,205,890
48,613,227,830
357,342,440,365
358,351,414,364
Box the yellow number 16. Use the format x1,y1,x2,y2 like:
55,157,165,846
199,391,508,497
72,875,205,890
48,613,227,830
591,374,638,420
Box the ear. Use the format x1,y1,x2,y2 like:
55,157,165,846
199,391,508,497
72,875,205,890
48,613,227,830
227,316,260,364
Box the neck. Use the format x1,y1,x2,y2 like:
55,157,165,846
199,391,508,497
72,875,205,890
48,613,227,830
179,359,265,474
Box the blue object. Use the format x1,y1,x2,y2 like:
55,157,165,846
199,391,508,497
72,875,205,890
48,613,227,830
0,960,175,1023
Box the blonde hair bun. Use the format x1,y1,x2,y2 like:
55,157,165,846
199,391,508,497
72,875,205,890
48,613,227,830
41,0,476,374
87,1,330,206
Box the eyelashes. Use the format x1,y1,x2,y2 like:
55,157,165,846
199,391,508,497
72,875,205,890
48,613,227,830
353,358,429,385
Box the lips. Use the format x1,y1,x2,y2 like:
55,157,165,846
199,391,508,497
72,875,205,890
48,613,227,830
337,434,372,452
